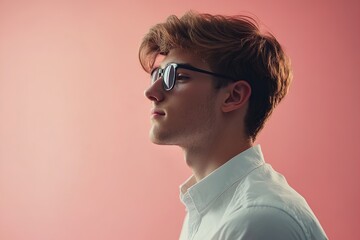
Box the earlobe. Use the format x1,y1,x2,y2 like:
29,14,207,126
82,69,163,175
222,81,251,113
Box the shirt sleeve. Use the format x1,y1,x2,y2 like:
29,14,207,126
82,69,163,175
211,206,307,240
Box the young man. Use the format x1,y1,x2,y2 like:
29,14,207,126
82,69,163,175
139,11,327,240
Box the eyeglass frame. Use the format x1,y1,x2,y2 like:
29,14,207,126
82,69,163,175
150,62,236,91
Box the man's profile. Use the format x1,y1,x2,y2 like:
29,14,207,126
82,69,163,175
139,11,327,240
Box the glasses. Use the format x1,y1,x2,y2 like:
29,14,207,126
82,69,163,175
150,63,235,91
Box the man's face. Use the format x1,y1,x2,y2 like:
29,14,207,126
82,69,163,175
144,49,223,148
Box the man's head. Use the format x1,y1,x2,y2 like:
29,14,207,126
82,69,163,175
140,11,292,141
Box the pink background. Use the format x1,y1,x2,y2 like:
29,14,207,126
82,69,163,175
0,0,359,239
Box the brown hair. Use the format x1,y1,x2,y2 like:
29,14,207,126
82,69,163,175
139,11,292,140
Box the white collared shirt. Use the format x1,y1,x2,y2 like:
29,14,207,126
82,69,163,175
179,145,327,240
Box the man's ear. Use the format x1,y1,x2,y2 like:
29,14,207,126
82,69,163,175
221,80,251,113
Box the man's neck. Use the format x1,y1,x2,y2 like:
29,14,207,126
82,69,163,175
182,136,253,182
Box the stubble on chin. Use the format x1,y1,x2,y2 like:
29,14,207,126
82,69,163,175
149,125,172,145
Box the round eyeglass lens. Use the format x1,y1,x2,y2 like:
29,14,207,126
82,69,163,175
163,65,175,90
163,67,170,90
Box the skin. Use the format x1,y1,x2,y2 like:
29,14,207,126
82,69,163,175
144,48,253,182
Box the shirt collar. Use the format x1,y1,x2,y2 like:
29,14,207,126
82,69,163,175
179,144,265,215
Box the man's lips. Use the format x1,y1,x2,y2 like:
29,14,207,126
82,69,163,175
150,109,165,116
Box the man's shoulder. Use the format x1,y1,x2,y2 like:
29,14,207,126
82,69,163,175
217,164,327,239
230,163,307,209
214,205,307,240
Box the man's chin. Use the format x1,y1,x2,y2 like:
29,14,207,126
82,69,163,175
149,132,174,146
150,137,173,145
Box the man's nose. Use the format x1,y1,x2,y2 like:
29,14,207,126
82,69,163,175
144,78,164,102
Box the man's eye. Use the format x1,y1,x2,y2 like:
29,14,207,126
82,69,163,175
176,74,190,80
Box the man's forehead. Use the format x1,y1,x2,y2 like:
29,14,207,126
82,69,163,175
153,54,165,68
